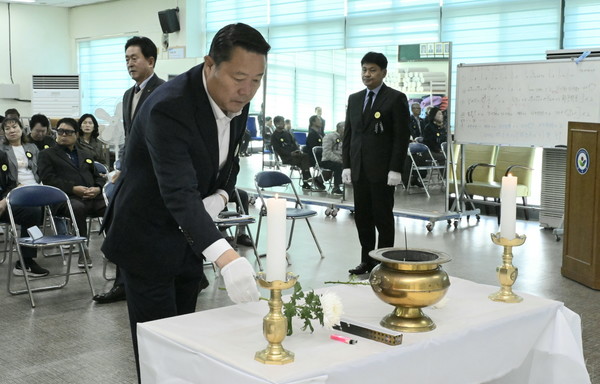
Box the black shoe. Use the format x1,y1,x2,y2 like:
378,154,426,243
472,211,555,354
348,262,375,275
13,260,49,278
331,187,343,195
236,234,254,247
410,178,424,188
313,177,326,191
77,253,93,268
302,182,312,190
93,284,126,304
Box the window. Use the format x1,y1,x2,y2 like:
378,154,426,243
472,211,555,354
563,0,600,49
78,37,132,119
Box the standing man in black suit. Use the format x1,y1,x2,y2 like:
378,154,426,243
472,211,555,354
342,52,410,275
101,23,270,381
94,36,164,304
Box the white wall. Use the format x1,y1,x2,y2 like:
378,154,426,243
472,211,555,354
0,4,71,116
0,0,204,117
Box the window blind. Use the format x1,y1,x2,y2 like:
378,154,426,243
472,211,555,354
563,0,600,49
78,37,132,119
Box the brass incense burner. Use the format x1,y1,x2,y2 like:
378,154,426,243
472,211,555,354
255,272,297,365
369,248,451,333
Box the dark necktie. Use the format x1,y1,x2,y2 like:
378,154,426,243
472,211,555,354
134,85,141,94
363,90,374,119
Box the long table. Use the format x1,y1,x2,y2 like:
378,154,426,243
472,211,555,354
137,277,590,384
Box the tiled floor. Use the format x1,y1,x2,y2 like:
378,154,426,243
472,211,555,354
0,153,595,383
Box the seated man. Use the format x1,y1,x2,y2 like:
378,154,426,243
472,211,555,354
37,117,106,267
27,114,56,151
270,115,314,190
321,121,345,195
302,115,326,190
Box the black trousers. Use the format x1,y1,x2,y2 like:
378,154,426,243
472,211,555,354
352,168,396,264
0,206,43,260
55,195,106,237
122,265,205,383
321,160,343,187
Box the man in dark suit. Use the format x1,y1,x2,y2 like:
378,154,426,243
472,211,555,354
342,52,410,275
101,23,270,381
37,117,106,267
94,36,164,305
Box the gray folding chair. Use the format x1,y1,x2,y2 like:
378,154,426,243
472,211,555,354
6,185,96,307
254,171,324,259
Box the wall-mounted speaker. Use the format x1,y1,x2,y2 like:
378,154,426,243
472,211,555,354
158,8,180,34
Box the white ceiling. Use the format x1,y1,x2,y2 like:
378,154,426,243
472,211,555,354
0,0,116,7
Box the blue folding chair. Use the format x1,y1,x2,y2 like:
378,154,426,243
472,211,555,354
254,171,324,259
6,185,95,307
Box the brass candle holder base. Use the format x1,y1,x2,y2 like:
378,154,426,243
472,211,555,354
255,272,298,365
489,233,526,303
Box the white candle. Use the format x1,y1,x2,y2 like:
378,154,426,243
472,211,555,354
266,194,287,281
500,174,517,239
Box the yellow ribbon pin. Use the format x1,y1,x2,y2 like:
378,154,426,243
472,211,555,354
86,159,93,164
44,145,49,149
1,164,6,172
374,112,381,119
26,152,32,158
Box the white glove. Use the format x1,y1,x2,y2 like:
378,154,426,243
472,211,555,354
221,257,260,304
387,171,403,186
342,168,352,184
202,190,228,220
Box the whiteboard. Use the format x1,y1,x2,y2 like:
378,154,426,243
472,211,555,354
454,59,600,148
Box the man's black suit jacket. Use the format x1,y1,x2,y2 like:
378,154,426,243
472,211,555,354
342,83,410,183
37,145,105,196
122,73,165,138
102,63,248,280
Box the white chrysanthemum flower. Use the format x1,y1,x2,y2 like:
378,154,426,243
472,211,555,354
320,292,344,329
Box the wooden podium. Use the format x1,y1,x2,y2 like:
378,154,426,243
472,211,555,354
562,122,600,289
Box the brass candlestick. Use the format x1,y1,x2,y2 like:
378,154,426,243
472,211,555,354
489,233,527,303
255,272,298,365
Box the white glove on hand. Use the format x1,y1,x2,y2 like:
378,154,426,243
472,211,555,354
221,257,260,304
387,171,403,186
202,191,227,220
342,168,352,184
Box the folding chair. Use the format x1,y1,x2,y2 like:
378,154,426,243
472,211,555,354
214,189,263,271
312,146,334,192
406,142,446,197
101,180,116,281
6,185,96,307
254,171,324,259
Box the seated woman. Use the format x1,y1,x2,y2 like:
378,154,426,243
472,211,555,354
0,117,47,277
77,113,108,164
422,107,447,163
402,108,447,188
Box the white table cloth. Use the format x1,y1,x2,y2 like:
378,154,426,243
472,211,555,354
138,277,590,384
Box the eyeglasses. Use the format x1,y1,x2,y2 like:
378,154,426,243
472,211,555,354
56,128,76,136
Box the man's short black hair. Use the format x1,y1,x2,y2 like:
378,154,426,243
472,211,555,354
273,116,284,125
125,36,158,67
30,113,50,129
361,52,388,70
209,23,271,66
56,117,79,131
